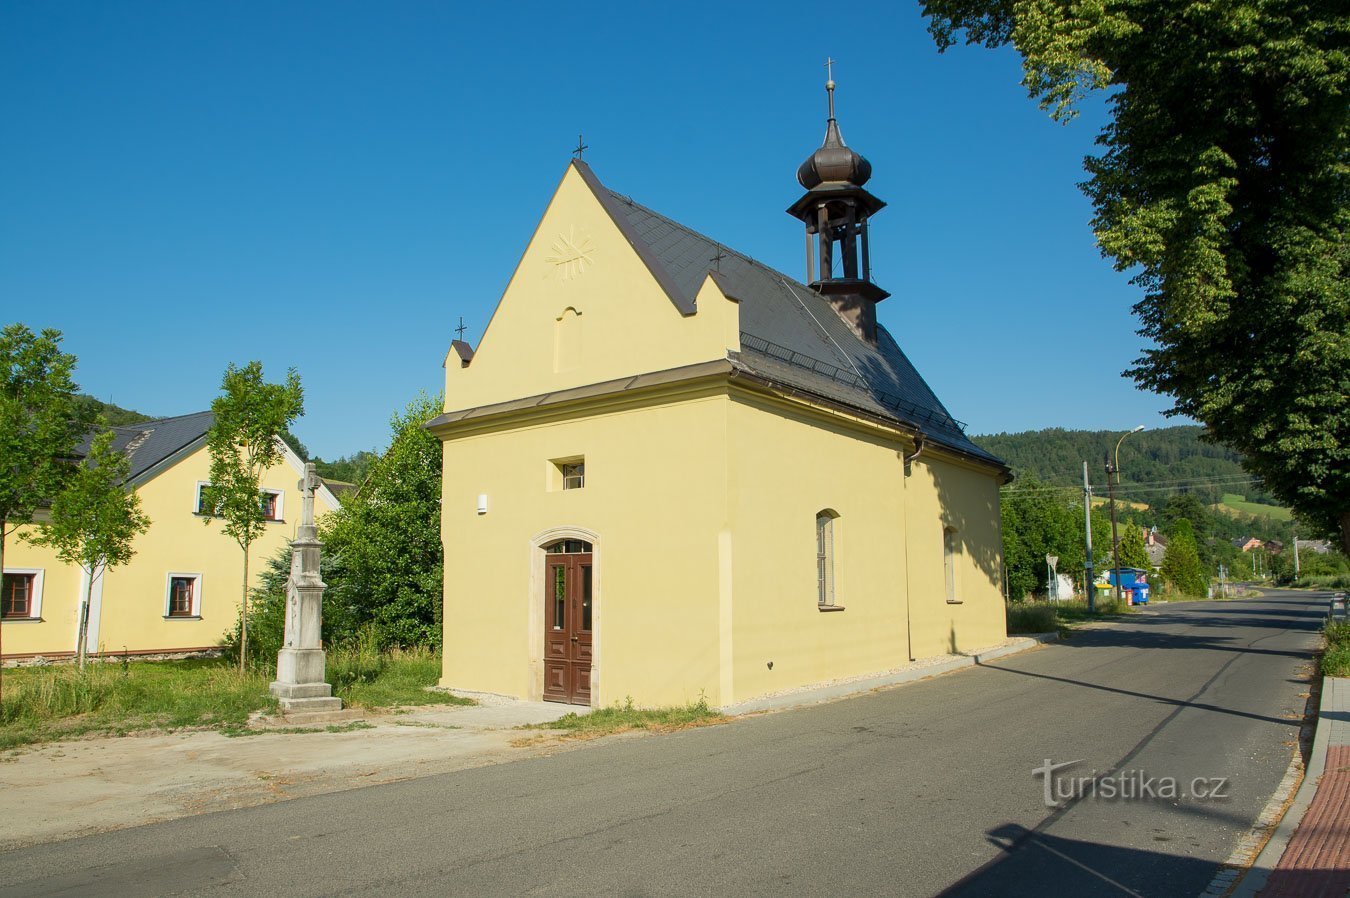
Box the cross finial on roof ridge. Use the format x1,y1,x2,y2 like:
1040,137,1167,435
824,57,837,120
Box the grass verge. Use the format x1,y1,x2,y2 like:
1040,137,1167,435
1323,620,1350,678
522,697,725,742
0,646,467,751
1006,598,1135,637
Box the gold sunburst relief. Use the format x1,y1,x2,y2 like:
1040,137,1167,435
545,226,596,280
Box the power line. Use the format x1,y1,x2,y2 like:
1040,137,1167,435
1001,474,1261,496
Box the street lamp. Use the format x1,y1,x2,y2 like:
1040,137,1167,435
1106,425,1146,604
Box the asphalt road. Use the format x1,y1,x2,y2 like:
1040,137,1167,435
0,591,1325,897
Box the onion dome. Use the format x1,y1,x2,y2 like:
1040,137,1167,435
796,77,872,189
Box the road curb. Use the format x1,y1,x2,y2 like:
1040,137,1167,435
1230,675,1348,897
719,632,1059,716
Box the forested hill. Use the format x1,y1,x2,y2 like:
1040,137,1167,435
76,395,155,427
971,425,1279,508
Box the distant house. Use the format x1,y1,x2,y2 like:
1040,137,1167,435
1296,539,1332,555
1264,539,1285,554
1145,528,1168,569
1234,536,1264,553
2,412,341,661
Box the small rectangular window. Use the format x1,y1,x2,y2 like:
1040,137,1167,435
561,462,585,490
195,483,218,516
2,574,34,619
260,490,281,521
166,575,200,618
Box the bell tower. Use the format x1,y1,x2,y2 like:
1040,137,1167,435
787,61,888,342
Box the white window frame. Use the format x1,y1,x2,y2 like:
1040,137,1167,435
261,487,285,521
194,481,217,516
164,572,203,619
816,510,842,610
1,567,44,621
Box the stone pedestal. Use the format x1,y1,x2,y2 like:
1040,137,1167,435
269,464,341,715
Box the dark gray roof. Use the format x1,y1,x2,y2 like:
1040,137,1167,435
75,411,214,482
573,161,1002,468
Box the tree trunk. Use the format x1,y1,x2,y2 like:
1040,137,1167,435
239,543,250,674
75,566,94,670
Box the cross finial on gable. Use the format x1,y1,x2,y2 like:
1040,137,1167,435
709,244,728,272
455,316,467,341
573,134,588,160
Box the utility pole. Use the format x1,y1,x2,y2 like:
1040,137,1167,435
1106,454,1122,603
1294,532,1301,581
1083,461,1095,613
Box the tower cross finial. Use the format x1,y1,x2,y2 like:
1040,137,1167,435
455,316,467,341
824,56,837,120
573,133,588,159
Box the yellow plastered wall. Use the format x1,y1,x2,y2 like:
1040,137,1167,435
903,453,1008,659
439,394,729,707
445,164,739,412
2,442,337,659
724,394,912,703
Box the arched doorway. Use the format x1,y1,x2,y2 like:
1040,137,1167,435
540,537,594,705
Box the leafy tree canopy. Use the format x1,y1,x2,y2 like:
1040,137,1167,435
1116,525,1150,570
322,393,444,647
928,1,1349,550
0,324,92,539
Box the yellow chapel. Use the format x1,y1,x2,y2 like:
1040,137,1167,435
430,82,1010,708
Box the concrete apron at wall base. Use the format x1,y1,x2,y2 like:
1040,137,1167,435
718,634,1060,717
1230,675,1350,898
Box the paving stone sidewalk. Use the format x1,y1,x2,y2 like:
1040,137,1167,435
1235,675,1350,897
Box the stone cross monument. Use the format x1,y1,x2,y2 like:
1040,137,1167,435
269,463,342,713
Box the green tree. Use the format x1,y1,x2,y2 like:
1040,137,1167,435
323,393,443,646
1000,478,1109,600
0,324,92,697
25,428,150,667
1162,520,1208,597
923,1,1350,552
203,362,304,672
1116,525,1150,571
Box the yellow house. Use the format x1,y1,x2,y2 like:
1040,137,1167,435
431,83,1010,708
1,411,340,661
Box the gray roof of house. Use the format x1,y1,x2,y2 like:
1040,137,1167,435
576,161,1002,468
75,411,214,482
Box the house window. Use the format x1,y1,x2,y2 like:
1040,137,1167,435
562,462,585,490
165,574,202,619
195,482,218,516
816,510,838,607
944,527,960,603
2,573,35,619
260,489,282,521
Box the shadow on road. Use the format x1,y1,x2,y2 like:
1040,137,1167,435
975,662,1292,726
938,822,1256,898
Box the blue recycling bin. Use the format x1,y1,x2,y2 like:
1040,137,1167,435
1131,583,1150,605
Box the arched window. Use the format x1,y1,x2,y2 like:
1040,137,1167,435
943,526,959,602
544,539,592,554
816,510,838,607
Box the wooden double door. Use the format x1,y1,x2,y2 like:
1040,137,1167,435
543,543,593,705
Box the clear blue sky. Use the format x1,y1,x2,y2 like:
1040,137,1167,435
1,1,1179,458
